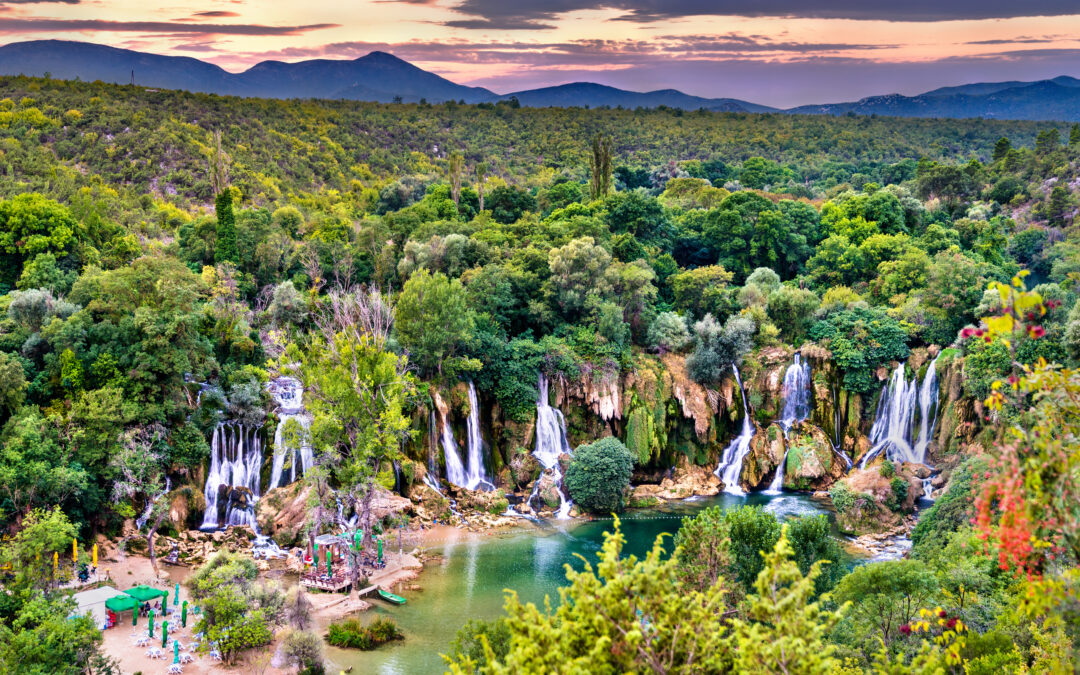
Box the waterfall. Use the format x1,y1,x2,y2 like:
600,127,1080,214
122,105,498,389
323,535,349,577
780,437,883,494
860,358,940,468
529,373,574,519
200,424,263,530
436,392,469,488
714,365,755,496
267,376,313,490
766,354,812,494
913,357,940,463
463,382,495,491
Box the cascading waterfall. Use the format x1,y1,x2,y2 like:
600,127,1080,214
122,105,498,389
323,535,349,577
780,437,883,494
463,382,495,491
423,411,444,494
436,392,469,488
765,354,812,494
200,424,263,529
860,358,940,468
714,365,755,496
268,376,313,490
530,373,574,519
913,357,940,463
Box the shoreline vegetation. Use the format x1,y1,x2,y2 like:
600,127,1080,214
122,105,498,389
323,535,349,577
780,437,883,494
0,74,1076,672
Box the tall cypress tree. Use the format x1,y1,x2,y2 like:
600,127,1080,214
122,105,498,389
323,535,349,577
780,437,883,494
214,190,238,265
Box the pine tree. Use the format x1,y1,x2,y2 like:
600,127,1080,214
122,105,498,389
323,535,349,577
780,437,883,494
992,136,1011,162
1070,124,1080,147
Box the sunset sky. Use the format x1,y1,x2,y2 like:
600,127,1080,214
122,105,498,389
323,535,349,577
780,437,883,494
5,1,1080,106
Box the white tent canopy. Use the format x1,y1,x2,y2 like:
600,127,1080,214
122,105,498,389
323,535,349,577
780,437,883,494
71,586,125,628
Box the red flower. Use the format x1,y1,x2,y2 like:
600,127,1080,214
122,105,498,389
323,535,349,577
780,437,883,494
946,617,957,630
899,624,912,636
939,609,947,618
960,327,975,339
1028,325,1046,339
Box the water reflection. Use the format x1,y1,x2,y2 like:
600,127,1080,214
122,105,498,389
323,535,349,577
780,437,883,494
331,491,828,674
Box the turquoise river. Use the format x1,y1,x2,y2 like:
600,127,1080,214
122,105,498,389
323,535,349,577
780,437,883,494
330,491,832,674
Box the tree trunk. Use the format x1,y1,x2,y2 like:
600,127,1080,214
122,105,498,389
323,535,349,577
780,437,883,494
360,480,375,549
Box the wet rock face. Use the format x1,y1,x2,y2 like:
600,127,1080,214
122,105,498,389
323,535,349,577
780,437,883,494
742,422,784,490
507,447,539,488
832,462,925,535
535,470,564,509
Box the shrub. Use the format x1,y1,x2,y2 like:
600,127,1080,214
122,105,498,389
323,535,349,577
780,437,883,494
878,461,895,478
325,617,403,650
785,514,847,596
282,630,323,672
829,483,855,514
886,477,909,512
448,618,511,669
686,313,755,384
565,436,634,513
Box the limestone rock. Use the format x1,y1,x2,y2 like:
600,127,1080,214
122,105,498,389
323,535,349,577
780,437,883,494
655,455,721,499
507,447,540,488
659,353,717,441
782,424,846,491
741,422,784,490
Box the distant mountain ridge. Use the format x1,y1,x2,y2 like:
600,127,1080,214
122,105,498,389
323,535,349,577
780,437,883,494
2,40,1080,121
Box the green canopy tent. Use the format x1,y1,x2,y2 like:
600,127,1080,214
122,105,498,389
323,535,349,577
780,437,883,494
104,595,138,613
125,585,168,604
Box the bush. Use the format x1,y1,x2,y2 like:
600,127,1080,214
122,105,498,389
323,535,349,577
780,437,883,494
723,505,782,592
325,617,403,650
282,630,323,672
878,461,895,478
448,618,511,669
565,436,634,513
829,483,855,514
887,477,909,512
785,514,847,596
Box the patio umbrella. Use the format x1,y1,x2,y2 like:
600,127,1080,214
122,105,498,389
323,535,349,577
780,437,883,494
378,538,383,563
149,610,154,637
174,639,179,664
174,583,179,605
133,602,139,626
181,601,187,627
72,539,77,566
326,548,331,576
92,544,97,569
52,552,57,579
162,621,168,649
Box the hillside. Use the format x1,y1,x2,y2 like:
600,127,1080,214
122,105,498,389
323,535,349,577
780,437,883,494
0,75,1053,213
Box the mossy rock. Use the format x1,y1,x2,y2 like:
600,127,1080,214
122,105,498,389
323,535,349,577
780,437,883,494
627,495,660,509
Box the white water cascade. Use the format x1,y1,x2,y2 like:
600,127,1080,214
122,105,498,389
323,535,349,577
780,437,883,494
463,382,495,491
530,373,574,519
714,365,756,496
913,357,940,462
860,358,940,468
766,354,812,494
200,424,263,529
267,376,314,490
436,392,469,488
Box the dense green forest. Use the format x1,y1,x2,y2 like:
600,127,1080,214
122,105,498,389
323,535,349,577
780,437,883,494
0,75,1077,673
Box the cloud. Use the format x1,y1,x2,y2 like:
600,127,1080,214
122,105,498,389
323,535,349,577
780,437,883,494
0,17,338,36
0,0,79,4
419,0,1080,30
191,11,241,19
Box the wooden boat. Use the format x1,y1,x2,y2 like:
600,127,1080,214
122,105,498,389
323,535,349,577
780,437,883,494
377,589,406,605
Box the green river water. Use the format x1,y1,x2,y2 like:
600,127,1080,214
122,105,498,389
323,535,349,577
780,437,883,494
329,492,829,674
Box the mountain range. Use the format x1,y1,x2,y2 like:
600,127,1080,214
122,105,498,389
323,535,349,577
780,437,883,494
3,40,1080,121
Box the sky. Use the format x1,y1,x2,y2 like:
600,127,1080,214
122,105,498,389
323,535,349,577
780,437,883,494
5,1,1080,107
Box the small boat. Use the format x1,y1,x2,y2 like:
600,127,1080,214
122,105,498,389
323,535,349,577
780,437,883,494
377,589,406,605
